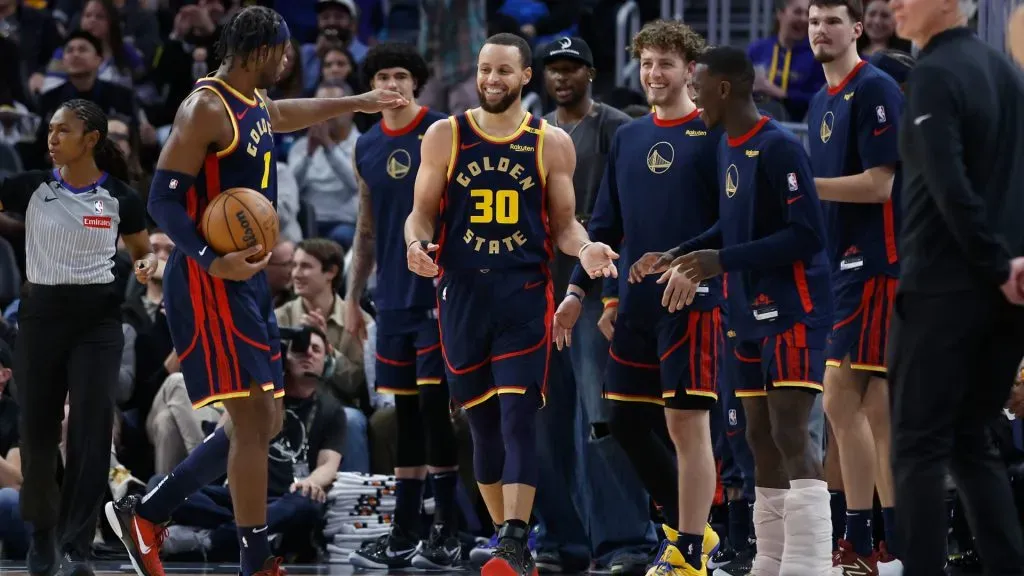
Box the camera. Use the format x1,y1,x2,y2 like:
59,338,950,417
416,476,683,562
280,326,315,355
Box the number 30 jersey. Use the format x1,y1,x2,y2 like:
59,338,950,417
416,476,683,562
436,111,553,272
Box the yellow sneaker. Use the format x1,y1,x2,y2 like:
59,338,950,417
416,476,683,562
660,524,720,557
644,541,707,576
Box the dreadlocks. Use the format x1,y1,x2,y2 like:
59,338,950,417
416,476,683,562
215,6,290,70
59,98,130,183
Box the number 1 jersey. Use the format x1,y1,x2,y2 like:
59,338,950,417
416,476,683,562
436,111,552,272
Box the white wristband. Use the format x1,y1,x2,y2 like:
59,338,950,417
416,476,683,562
577,241,593,260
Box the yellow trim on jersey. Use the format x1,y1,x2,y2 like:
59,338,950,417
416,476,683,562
378,387,419,396
663,390,719,400
735,390,768,398
774,381,824,392
203,76,259,107
602,392,666,406
536,118,547,188
849,363,887,374
416,378,443,385
446,116,459,182
189,85,240,158
465,109,532,143
191,384,284,410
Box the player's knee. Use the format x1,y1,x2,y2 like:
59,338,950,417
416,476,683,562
420,385,458,467
608,400,649,446
395,394,427,468
769,420,808,458
498,392,540,487
665,407,711,448
464,399,504,484
861,379,891,427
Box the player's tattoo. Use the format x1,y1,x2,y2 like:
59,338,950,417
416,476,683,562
346,171,376,302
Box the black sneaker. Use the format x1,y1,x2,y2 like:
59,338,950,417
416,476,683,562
54,548,94,576
411,524,463,570
534,550,562,573
482,523,537,576
348,525,419,570
27,529,57,576
707,545,737,570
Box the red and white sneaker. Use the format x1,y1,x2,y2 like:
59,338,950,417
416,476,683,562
104,495,166,576
876,542,904,576
253,557,287,576
832,539,880,576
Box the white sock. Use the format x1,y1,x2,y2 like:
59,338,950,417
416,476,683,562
780,478,833,576
751,486,787,576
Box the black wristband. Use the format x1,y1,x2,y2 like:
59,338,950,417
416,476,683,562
408,239,430,250
565,291,583,302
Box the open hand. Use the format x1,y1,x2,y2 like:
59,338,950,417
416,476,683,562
580,242,619,279
629,251,674,284
208,245,271,282
552,294,583,350
290,479,327,503
302,308,328,335
407,241,439,277
657,265,700,312
134,253,159,284
665,249,723,283
345,299,368,344
353,88,409,113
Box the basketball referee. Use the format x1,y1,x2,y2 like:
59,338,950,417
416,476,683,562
0,99,156,576
888,1,1024,574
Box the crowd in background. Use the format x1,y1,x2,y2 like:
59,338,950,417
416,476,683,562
0,0,1018,571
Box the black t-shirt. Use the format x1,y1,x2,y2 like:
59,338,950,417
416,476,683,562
0,395,20,459
0,169,146,286
267,389,346,497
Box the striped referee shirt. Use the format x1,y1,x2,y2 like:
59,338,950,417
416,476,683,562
0,169,146,285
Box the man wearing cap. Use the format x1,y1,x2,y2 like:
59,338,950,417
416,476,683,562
0,340,27,560
534,36,654,574
301,0,368,92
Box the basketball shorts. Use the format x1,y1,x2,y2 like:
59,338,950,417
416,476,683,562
374,308,445,396
731,323,827,397
826,275,898,373
604,308,724,409
163,251,284,409
436,268,553,410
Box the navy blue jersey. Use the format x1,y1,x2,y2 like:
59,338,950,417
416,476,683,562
717,118,832,339
437,112,552,272
570,111,724,319
355,107,447,312
807,61,903,286
186,78,278,226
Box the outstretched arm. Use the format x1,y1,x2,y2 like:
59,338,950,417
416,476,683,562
404,118,452,277
263,89,407,134
346,158,376,305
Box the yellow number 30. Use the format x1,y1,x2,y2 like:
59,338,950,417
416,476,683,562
470,189,519,224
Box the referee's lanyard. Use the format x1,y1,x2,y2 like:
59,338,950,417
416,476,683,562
767,43,793,93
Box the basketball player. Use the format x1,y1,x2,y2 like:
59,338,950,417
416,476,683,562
103,8,405,576
806,1,903,572
344,42,463,570
633,46,834,576
552,20,722,575
405,32,618,576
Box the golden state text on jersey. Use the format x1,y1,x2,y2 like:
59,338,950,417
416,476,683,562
436,112,552,271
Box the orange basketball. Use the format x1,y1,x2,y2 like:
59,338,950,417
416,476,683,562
200,187,279,261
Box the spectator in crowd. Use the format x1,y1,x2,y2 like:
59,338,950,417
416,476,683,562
148,0,227,128
275,238,373,473
154,328,343,562
276,161,303,242
271,39,307,100
746,0,824,121
494,0,582,48
300,0,368,91
43,0,147,90
107,113,149,193
0,340,25,560
0,0,65,96
288,82,360,249
417,0,487,114
319,45,357,88
267,239,297,308
56,0,162,65
857,0,911,56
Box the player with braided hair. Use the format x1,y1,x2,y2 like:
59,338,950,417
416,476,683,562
103,7,405,576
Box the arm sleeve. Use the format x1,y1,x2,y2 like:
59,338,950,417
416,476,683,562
669,222,722,257
147,172,219,269
718,137,826,272
0,171,46,214
601,274,619,306
669,135,724,257
568,134,625,292
116,184,148,236
855,77,903,169
905,66,1012,285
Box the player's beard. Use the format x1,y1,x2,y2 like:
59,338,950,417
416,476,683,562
813,47,838,63
479,83,522,114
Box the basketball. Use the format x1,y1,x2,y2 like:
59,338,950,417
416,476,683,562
1008,4,1024,66
200,187,279,261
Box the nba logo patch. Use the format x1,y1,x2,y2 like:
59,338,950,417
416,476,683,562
169,179,178,190
787,172,798,191
876,105,886,123
728,409,737,426
93,200,104,214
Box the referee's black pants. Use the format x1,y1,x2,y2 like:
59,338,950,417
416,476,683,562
14,283,123,556
890,289,1024,576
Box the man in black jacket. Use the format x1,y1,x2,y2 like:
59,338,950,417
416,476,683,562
887,0,1024,573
